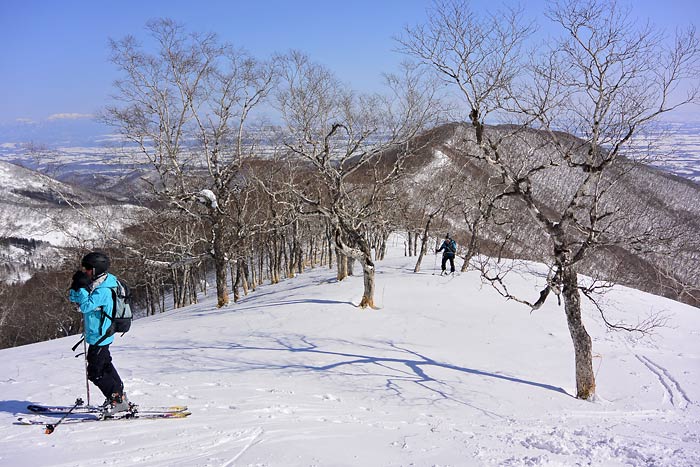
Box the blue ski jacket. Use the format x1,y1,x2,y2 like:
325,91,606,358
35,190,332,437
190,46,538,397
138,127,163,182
437,239,457,258
69,273,118,346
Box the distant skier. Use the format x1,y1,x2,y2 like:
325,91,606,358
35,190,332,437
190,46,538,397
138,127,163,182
436,233,457,275
69,252,130,416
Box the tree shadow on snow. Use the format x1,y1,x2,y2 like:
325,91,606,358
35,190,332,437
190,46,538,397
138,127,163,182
132,334,571,412
267,337,571,399
184,298,356,319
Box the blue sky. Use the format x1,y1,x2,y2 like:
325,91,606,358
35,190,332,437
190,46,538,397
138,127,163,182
1,0,699,126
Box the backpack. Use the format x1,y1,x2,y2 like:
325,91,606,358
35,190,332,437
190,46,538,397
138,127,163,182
94,279,132,346
110,279,133,333
442,239,456,254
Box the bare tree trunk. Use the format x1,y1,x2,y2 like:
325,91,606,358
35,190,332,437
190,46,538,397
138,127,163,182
232,260,241,303
189,267,198,305
309,236,317,267
250,254,257,291
180,265,189,306
461,228,479,273
241,259,249,296
377,234,387,260
327,225,334,269
171,269,180,309
336,249,348,281
562,266,595,399
358,256,376,308
342,234,377,309
414,214,435,273
213,226,229,307
297,235,304,274
282,234,292,278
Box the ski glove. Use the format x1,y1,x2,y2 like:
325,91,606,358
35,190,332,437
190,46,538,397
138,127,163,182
70,271,91,291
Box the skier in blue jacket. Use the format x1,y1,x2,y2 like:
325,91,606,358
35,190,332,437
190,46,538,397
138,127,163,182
436,233,457,275
69,252,130,415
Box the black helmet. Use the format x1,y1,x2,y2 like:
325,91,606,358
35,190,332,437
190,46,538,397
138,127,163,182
445,233,451,239
81,252,110,276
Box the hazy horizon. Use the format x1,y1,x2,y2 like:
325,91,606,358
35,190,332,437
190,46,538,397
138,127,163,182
2,0,699,128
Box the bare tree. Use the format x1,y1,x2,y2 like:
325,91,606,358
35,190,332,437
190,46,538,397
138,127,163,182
401,0,700,399
398,0,535,141
276,52,441,308
104,19,276,307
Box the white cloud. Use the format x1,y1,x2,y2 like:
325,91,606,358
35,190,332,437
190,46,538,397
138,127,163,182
15,118,36,124
47,113,94,121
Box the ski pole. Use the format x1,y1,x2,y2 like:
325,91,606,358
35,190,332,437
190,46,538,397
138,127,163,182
83,335,90,406
72,313,91,406
70,295,91,409
44,397,84,434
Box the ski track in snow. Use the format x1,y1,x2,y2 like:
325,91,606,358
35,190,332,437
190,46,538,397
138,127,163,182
636,354,692,410
47,422,265,467
221,427,264,467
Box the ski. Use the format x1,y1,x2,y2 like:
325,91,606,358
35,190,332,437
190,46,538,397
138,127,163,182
16,410,191,431
27,403,188,415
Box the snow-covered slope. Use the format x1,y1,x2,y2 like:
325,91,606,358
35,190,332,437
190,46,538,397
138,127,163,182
402,123,700,308
0,239,698,466
0,160,89,208
0,160,142,239
0,160,145,282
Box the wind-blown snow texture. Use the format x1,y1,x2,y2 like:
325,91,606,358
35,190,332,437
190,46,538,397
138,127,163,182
1,238,698,466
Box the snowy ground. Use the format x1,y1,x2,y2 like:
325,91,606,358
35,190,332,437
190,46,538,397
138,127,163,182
1,239,699,466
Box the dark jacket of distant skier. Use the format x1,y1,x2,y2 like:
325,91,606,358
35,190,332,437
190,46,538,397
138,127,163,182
436,235,457,274
437,237,457,259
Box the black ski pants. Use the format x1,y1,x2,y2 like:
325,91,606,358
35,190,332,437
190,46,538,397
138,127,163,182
441,254,455,273
87,344,124,399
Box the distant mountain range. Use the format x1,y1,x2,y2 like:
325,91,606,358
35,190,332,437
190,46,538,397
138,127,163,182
2,118,700,183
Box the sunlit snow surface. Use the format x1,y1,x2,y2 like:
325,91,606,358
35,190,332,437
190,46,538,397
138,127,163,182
0,238,698,466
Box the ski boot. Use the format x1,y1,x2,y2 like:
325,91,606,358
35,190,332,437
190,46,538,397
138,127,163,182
101,393,132,418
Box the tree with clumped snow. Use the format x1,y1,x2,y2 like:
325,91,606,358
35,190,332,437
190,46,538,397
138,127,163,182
275,51,441,308
104,19,276,307
400,0,700,399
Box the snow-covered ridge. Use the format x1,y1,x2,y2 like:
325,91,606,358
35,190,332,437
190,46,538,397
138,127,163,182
0,160,144,282
0,160,80,206
0,239,698,465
